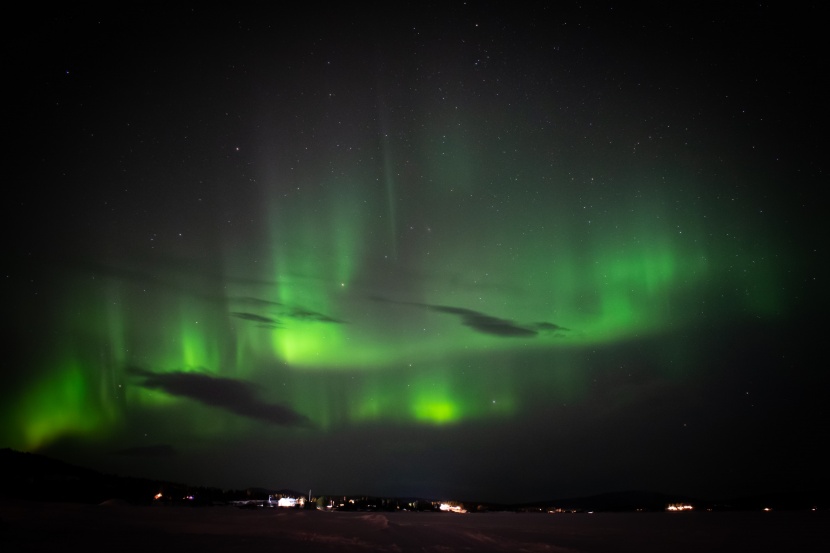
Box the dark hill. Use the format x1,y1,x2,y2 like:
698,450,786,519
515,490,699,512
0,448,242,505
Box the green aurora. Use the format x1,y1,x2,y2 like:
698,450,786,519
3,4,822,502
4,161,791,449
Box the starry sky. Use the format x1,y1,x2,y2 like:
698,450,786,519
3,4,826,503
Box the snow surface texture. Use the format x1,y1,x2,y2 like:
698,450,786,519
1,501,828,552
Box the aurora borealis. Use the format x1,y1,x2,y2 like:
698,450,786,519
3,4,825,502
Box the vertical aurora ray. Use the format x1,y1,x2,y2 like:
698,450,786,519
176,298,223,374
259,173,372,367
415,160,791,351
4,277,126,450
378,98,400,260
9,360,112,450
2,259,259,452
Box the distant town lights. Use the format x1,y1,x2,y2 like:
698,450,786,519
666,503,693,511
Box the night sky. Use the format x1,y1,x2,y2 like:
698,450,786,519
3,4,826,503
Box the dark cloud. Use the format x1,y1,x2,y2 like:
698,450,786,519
112,444,177,457
231,298,343,324
370,296,568,338
231,312,279,324
128,367,313,428
530,322,570,333
429,305,538,337
287,308,345,324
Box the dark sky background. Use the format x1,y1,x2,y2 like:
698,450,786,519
3,3,826,503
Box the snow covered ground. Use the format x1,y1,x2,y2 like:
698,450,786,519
2,501,828,552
